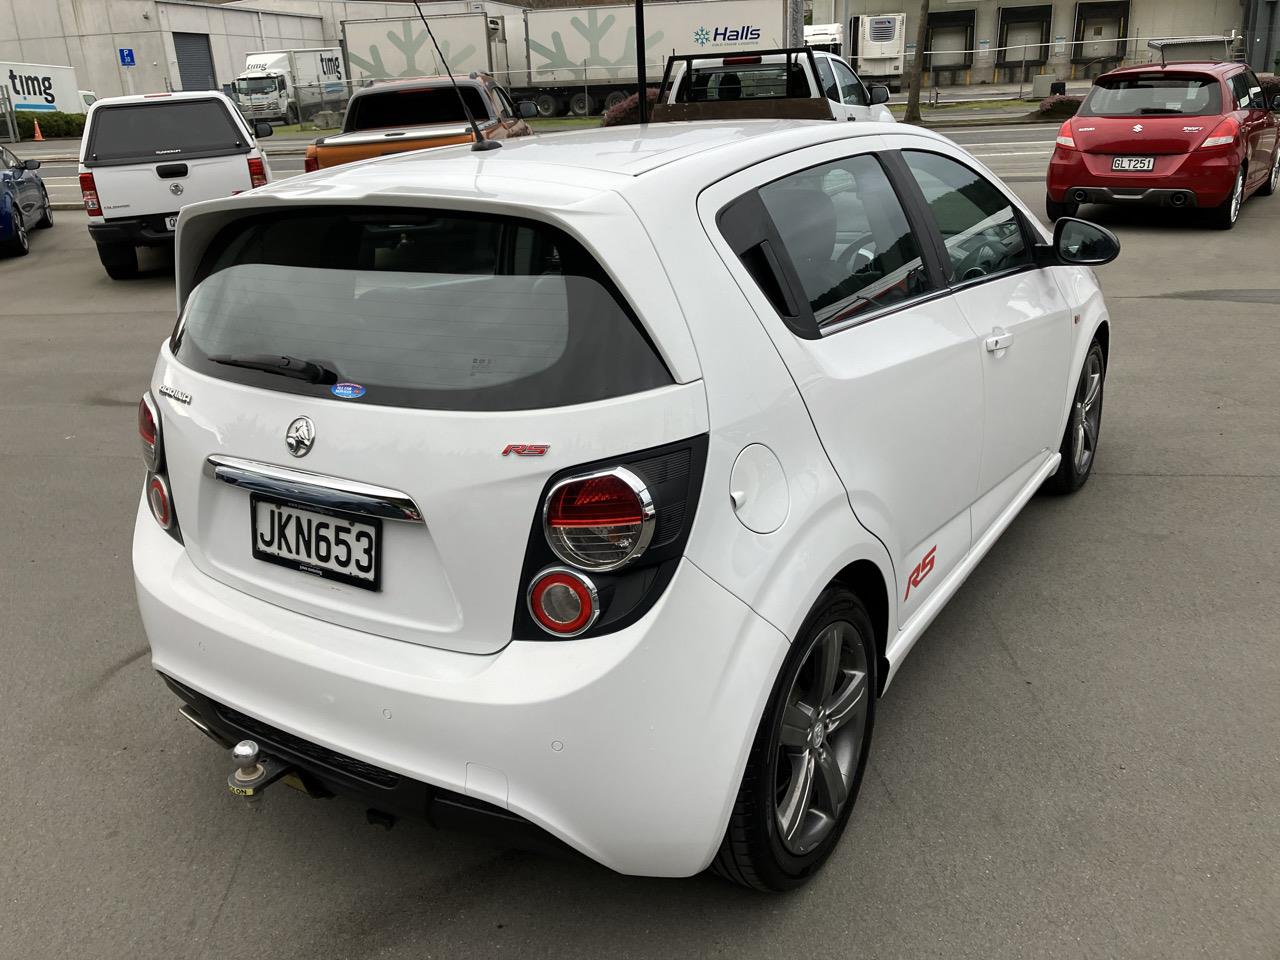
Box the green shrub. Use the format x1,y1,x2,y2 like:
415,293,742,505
600,89,659,127
1258,73,1280,108
14,110,87,140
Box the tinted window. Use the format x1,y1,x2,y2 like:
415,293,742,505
677,63,809,102
815,57,838,100
174,209,672,412
1078,74,1221,117
759,154,935,328
904,151,1032,284
831,60,867,106
345,87,491,131
85,100,247,165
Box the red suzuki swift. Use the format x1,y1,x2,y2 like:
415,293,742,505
1047,62,1280,229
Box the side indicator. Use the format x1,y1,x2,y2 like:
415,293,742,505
502,444,550,457
904,545,937,601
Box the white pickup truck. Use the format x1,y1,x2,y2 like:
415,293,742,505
656,48,894,124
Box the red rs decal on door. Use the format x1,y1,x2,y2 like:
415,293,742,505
501,444,550,457
904,545,937,601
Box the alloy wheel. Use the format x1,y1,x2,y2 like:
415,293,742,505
1230,170,1243,223
15,211,27,251
774,620,869,855
1072,350,1103,474
1271,152,1280,193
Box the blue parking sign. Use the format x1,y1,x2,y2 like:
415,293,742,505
119,48,136,67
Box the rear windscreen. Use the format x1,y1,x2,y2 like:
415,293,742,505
1079,75,1222,117
676,63,809,102
345,87,491,131
173,210,673,411
85,100,248,165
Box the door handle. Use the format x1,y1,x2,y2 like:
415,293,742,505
985,330,1013,353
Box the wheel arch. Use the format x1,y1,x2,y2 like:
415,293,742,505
829,559,891,696
1093,318,1110,365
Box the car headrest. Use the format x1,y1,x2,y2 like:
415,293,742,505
770,188,836,266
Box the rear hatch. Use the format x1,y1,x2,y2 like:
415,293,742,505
84,98,255,219
155,206,706,655
1074,72,1223,155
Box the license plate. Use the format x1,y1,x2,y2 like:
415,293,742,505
1112,156,1154,171
165,215,178,230
250,495,381,590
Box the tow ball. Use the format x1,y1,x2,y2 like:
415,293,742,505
227,740,292,803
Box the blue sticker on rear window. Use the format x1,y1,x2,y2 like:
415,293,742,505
331,382,366,399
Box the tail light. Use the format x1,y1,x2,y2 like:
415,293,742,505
247,156,268,188
139,391,161,472
515,436,708,640
304,145,319,173
1055,120,1076,150
1199,117,1239,149
79,172,100,214
147,473,174,531
544,467,654,571
527,568,599,637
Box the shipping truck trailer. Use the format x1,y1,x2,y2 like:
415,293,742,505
234,48,345,124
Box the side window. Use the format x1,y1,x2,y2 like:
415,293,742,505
1244,70,1265,109
495,86,517,117
757,153,936,329
831,60,868,106
1229,74,1251,110
0,148,13,168
902,151,1033,284
815,57,839,101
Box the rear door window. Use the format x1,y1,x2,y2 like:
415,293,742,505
174,209,673,411
84,99,247,166
345,87,492,130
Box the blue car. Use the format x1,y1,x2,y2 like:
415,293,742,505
1,144,53,257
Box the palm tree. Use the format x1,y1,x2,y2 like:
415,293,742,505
903,0,930,124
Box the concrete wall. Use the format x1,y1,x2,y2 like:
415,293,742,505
0,0,322,98
834,0,1248,85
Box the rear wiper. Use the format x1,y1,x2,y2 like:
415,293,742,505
209,353,339,384
1138,108,1183,114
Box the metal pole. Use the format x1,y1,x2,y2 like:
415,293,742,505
1019,44,1025,98
636,0,647,123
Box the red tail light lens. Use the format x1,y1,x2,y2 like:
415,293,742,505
1055,120,1076,150
247,156,268,188
147,473,174,530
79,172,101,214
544,467,655,571
1199,117,1238,149
304,146,319,173
527,568,598,636
139,392,161,472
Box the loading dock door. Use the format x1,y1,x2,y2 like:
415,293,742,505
1073,1,1129,62
927,12,975,69
173,32,217,91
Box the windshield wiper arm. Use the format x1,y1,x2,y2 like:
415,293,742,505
209,353,339,384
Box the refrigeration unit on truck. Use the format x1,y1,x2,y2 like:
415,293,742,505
342,0,798,117
853,13,905,89
234,48,345,124
1,61,87,114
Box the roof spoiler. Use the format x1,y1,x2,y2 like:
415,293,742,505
1147,34,1237,67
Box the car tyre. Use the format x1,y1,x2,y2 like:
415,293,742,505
712,587,877,891
97,241,139,280
36,188,53,229
1045,192,1079,222
1259,148,1280,197
1044,339,1105,495
1,207,30,257
1207,166,1245,230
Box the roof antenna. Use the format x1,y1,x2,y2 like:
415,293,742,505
411,0,500,151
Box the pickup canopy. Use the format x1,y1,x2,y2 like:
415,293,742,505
653,48,835,123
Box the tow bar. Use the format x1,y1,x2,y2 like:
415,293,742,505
227,740,292,803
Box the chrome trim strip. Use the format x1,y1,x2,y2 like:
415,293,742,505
204,455,424,524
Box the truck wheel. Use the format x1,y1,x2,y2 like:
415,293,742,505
533,93,560,118
569,92,594,116
604,90,627,112
286,105,298,125
97,241,138,280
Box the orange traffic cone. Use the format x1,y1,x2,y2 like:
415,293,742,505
32,120,43,141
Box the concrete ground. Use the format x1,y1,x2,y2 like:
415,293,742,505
0,134,1277,959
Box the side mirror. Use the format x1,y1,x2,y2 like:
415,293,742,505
869,84,890,106
254,121,274,138
1048,217,1120,266
23,158,41,170
1272,95,1280,112
518,100,538,119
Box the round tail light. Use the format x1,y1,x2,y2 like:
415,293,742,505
543,467,655,571
527,568,599,637
147,473,174,530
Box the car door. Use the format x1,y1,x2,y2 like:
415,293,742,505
1240,70,1275,189
704,139,984,624
892,144,1072,535
812,55,851,120
830,57,874,122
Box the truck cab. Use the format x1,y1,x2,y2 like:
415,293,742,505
234,71,289,124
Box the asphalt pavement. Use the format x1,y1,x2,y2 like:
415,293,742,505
1,138,1277,959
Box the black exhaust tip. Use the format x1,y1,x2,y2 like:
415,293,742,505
1072,190,1089,203
1169,192,1188,207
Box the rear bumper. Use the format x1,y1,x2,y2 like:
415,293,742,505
1047,146,1239,207
89,215,176,247
133,499,789,877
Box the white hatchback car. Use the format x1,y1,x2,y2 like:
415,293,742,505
134,120,1116,891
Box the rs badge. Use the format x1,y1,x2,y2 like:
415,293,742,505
904,545,937,601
